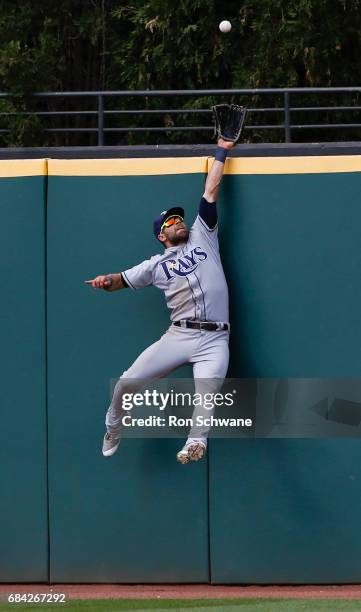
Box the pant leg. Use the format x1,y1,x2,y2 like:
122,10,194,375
188,330,230,440
106,326,199,434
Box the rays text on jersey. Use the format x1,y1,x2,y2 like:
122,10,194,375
160,247,207,279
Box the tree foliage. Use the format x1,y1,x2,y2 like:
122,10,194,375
0,0,360,145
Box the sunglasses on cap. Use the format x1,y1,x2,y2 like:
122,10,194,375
161,215,184,230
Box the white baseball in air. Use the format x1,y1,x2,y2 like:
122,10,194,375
219,20,232,33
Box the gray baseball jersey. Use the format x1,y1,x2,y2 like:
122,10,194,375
122,208,229,323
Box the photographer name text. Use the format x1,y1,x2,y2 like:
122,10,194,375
120,415,253,428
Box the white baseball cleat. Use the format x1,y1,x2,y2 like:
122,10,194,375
102,431,121,457
176,439,207,464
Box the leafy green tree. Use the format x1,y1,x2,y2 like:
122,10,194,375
0,0,361,145
0,0,108,145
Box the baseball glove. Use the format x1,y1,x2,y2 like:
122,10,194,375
212,103,247,143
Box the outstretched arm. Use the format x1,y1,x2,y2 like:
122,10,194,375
85,257,154,292
203,138,234,203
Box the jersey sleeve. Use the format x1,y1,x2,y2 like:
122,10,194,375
121,257,155,290
190,197,219,249
198,196,218,229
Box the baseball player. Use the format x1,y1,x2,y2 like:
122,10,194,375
86,104,246,464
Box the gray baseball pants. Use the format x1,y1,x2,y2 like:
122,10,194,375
105,324,230,441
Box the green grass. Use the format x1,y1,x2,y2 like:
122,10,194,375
1,599,361,612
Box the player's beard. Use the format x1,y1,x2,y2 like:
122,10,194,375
169,227,189,245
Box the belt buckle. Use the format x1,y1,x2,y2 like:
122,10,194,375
199,321,216,331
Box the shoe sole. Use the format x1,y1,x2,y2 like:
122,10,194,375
177,443,206,464
102,441,120,457
188,443,206,461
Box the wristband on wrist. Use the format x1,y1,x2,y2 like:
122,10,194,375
215,146,228,163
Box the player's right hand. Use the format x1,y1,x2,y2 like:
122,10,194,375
85,275,112,289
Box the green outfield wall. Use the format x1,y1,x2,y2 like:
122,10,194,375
46,159,209,582
1,150,361,583
212,159,361,583
0,160,48,581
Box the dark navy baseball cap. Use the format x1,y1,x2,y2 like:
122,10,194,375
153,206,185,240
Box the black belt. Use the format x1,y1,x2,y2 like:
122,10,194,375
173,320,229,332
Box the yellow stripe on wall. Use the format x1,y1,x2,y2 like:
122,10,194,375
0,155,361,178
209,155,361,175
48,157,208,176
49,155,361,177
0,159,47,177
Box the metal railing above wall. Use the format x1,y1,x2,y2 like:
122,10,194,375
2,87,361,145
